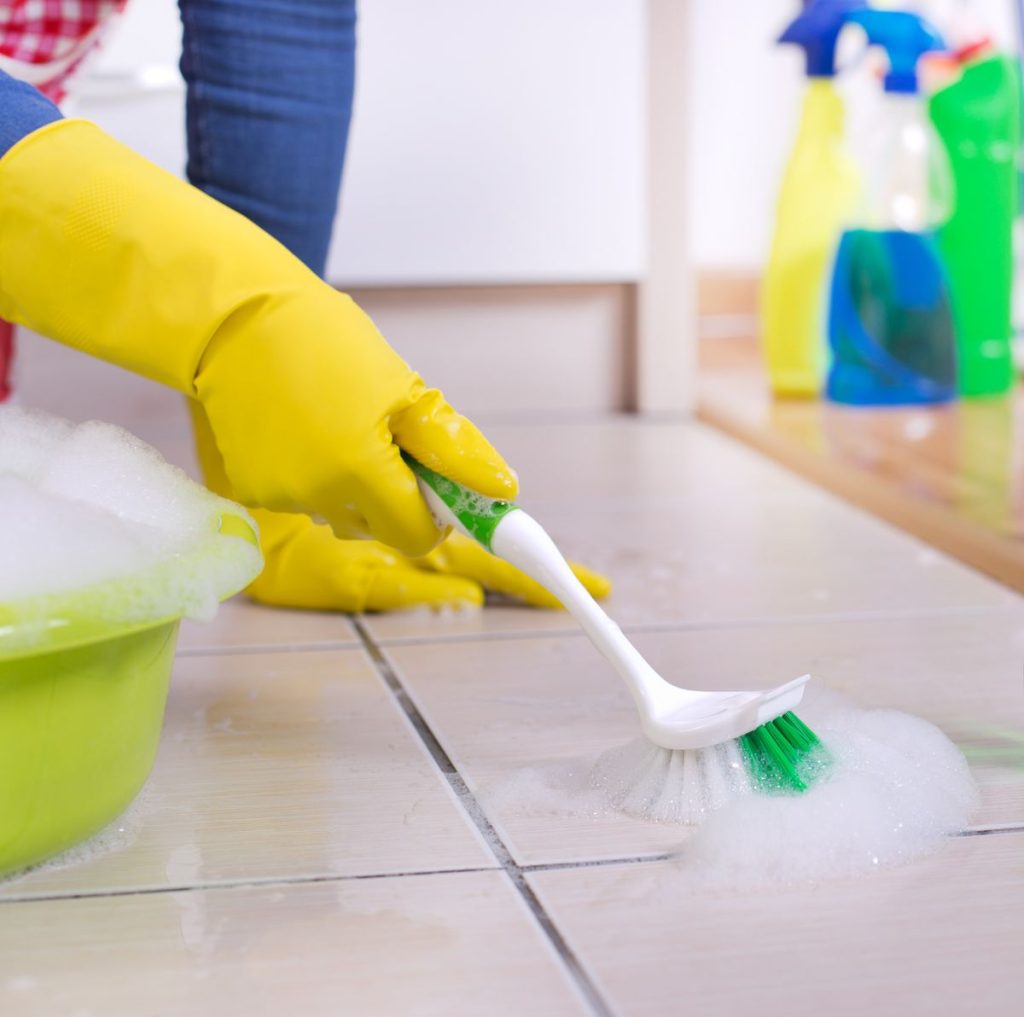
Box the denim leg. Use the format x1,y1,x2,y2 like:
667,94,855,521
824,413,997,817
178,0,356,276
0,71,63,399
0,69,62,157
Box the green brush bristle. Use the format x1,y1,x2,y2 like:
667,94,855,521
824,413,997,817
738,711,828,794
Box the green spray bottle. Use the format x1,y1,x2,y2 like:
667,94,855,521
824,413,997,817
929,47,1020,397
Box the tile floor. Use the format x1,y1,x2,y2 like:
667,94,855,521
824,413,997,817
2,417,1022,1016
698,332,1024,592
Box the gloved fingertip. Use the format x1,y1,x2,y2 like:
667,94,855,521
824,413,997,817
573,565,612,601
463,448,519,501
436,576,485,610
522,569,609,609
364,570,484,612
392,390,519,501
520,587,567,610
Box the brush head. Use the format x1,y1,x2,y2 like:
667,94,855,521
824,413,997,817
641,674,812,751
588,710,830,826
739,712,829,793
587,736,754,824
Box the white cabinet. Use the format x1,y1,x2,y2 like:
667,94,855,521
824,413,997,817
60,0,691,415
74,0,647,288
331,0,645,285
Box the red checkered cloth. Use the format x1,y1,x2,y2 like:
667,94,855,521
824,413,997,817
0,320,14,403
0,1,127,396
0,0,127,100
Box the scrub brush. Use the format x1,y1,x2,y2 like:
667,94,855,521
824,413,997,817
406,455,828,795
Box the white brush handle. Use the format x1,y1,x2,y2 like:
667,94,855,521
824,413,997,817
488,510,688,718
412,465,744,737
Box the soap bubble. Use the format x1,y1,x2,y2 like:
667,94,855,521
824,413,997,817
0,407,261,646
482,691,978,886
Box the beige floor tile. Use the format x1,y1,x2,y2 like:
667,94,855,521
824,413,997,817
364,420,1014,644
1,649,493,899
178,598,358,653
385,610,1024,865
527,833,1024,1017
0,871,588,1017
387,636,688,864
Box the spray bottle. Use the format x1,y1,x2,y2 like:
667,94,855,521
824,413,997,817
827,8,958,406
929,41,1020,397
762,0,864,397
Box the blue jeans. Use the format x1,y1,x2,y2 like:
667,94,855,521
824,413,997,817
178,0,356,275
0,0,356,277
0,74,62,155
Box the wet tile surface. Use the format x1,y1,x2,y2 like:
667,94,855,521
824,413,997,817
363,421,1015,644
177,598,358,654
1,649,493,900
0,871,587,1017
385,611,1024,865
5,412,1021,1014
527,833,1024,1017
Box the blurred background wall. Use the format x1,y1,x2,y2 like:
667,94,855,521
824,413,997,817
15,0,1023,423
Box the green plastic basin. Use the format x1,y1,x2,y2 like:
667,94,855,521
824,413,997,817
0,619,179,877
0,508,260,879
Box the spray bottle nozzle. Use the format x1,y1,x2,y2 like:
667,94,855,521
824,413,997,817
846,9,946,94
778,0,867,78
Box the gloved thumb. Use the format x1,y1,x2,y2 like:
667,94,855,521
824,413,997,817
391,387,518,501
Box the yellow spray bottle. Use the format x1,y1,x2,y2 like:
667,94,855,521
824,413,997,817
762,0,863,396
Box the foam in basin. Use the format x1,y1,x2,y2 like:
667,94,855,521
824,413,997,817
0,407,261,635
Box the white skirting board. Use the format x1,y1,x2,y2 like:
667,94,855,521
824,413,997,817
11,283,637,431
350,284,636,417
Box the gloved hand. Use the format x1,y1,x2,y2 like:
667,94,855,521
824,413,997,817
190,400,610,612
247,512,611,612
0,120,513,556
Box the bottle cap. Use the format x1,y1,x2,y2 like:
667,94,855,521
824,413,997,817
778,0,867,78
846,8,946,94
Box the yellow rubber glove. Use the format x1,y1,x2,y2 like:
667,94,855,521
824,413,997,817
248,513,611,612
190,401,610,612
0,120,514,556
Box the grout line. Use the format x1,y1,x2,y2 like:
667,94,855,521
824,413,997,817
353,618,616,1017
524,855,674,873
0,865,500,906
955,824,1024,837
0,852,693,908
176,639,360,658
365,603,1014,650
6,825,1017,908
9,824,1014,907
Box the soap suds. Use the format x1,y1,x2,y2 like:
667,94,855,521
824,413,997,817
679,703,978,885
0,407,262,647
483,692,978,885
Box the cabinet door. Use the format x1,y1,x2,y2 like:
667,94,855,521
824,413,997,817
329,0,646,286
72,0,646,288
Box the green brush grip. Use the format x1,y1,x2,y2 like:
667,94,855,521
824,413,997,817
403,453,518,552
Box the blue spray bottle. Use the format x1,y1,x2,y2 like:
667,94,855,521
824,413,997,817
827,9,958,406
